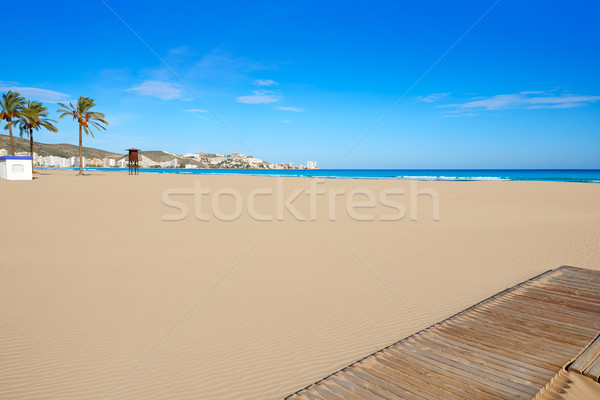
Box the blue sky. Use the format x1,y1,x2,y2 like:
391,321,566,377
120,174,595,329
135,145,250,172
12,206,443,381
1,0,599,168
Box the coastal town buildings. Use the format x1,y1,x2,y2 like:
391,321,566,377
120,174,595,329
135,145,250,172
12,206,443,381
0,148,318,170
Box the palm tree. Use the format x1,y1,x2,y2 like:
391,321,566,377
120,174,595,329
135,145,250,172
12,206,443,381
11,101,58,169
57,97,108,175
0,91,26,156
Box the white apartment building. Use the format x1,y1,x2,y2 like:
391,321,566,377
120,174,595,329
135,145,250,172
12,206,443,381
103,158,116,168
306,161,317,169
68,157,88,167
208,157,225,165
159,159,178,168
43,156,70,168
246,157,263,165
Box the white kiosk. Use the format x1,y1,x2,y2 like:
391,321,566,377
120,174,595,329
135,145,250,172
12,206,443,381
0,156,33,180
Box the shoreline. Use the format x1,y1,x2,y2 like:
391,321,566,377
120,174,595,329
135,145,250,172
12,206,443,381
35,167,600,183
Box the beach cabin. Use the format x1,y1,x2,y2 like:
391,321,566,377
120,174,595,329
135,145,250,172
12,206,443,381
0,156,33,180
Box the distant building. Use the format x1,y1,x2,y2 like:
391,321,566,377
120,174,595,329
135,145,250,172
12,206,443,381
92,158,103,167
306,161,317,169
33,154,44,167
117,159,127,168
184,164,198,169
246,157,263,165
103,158,116,168
0,149,7,156
159,159,178,168
43,155,70,168
208,157,225,165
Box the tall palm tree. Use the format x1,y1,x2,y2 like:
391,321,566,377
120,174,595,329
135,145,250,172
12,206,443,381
57,97,108,175
12,101,58,169
0,91,26,156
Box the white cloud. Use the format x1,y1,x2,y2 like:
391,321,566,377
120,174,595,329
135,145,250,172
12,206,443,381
184,108,209,113
441,91,600,111
185,48,268,80
278,106,304,112
439,112,478,118
281,120,292,123
0,84,69,103
415,93,451,103
255,79,277,86
126,80,182,100
236,90,282,104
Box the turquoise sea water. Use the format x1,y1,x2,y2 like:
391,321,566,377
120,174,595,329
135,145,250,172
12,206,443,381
60,168,600,183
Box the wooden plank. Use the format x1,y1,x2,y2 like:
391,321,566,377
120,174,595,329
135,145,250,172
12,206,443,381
349,369,431,400
356,365,470,400
569,335,600,376
585,356,600,381
409,335,550,386
427,326,556,377
370,350,500,399
439,318,577,361
328,375,386,400
399,341,537,397
376,350,515,400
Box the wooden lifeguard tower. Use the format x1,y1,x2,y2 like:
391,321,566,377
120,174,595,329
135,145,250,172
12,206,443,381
126,148,140,175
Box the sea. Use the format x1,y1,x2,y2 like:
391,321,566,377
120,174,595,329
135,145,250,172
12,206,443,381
67,168,600,183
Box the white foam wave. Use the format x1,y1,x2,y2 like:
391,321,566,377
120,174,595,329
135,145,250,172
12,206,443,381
396,175,509,181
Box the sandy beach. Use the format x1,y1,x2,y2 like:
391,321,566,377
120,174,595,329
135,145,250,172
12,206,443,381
1,170,599,399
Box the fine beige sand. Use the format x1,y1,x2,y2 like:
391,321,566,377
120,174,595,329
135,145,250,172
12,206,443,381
1,170,599,399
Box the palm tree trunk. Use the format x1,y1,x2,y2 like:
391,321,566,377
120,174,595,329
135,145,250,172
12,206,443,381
78,124,83,175
30,128,34,171
8,120,15,156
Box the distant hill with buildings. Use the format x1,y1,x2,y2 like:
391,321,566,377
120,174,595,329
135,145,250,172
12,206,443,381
0,134,121,159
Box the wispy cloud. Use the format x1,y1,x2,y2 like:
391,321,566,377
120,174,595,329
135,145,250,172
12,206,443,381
281,120,292,123
126,80,182,100
0,83,69,103
439,112,478,118
441,91,600,111
236,89,282,104
278,106,303,112
415,92,451,103
184,108,208,113
188,48,269,81
255,79,277,86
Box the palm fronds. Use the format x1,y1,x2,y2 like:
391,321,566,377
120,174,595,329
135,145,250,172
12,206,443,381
56,96,108,174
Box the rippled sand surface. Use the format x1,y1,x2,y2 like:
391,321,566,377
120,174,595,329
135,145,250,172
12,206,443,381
1,171,599,399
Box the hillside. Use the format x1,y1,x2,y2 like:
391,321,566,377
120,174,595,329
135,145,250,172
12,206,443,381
0,134,121,159
0,134,204,167
139,151,203,167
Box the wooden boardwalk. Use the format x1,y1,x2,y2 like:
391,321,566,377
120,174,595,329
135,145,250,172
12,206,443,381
286,266,600,400
569,333,600,381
